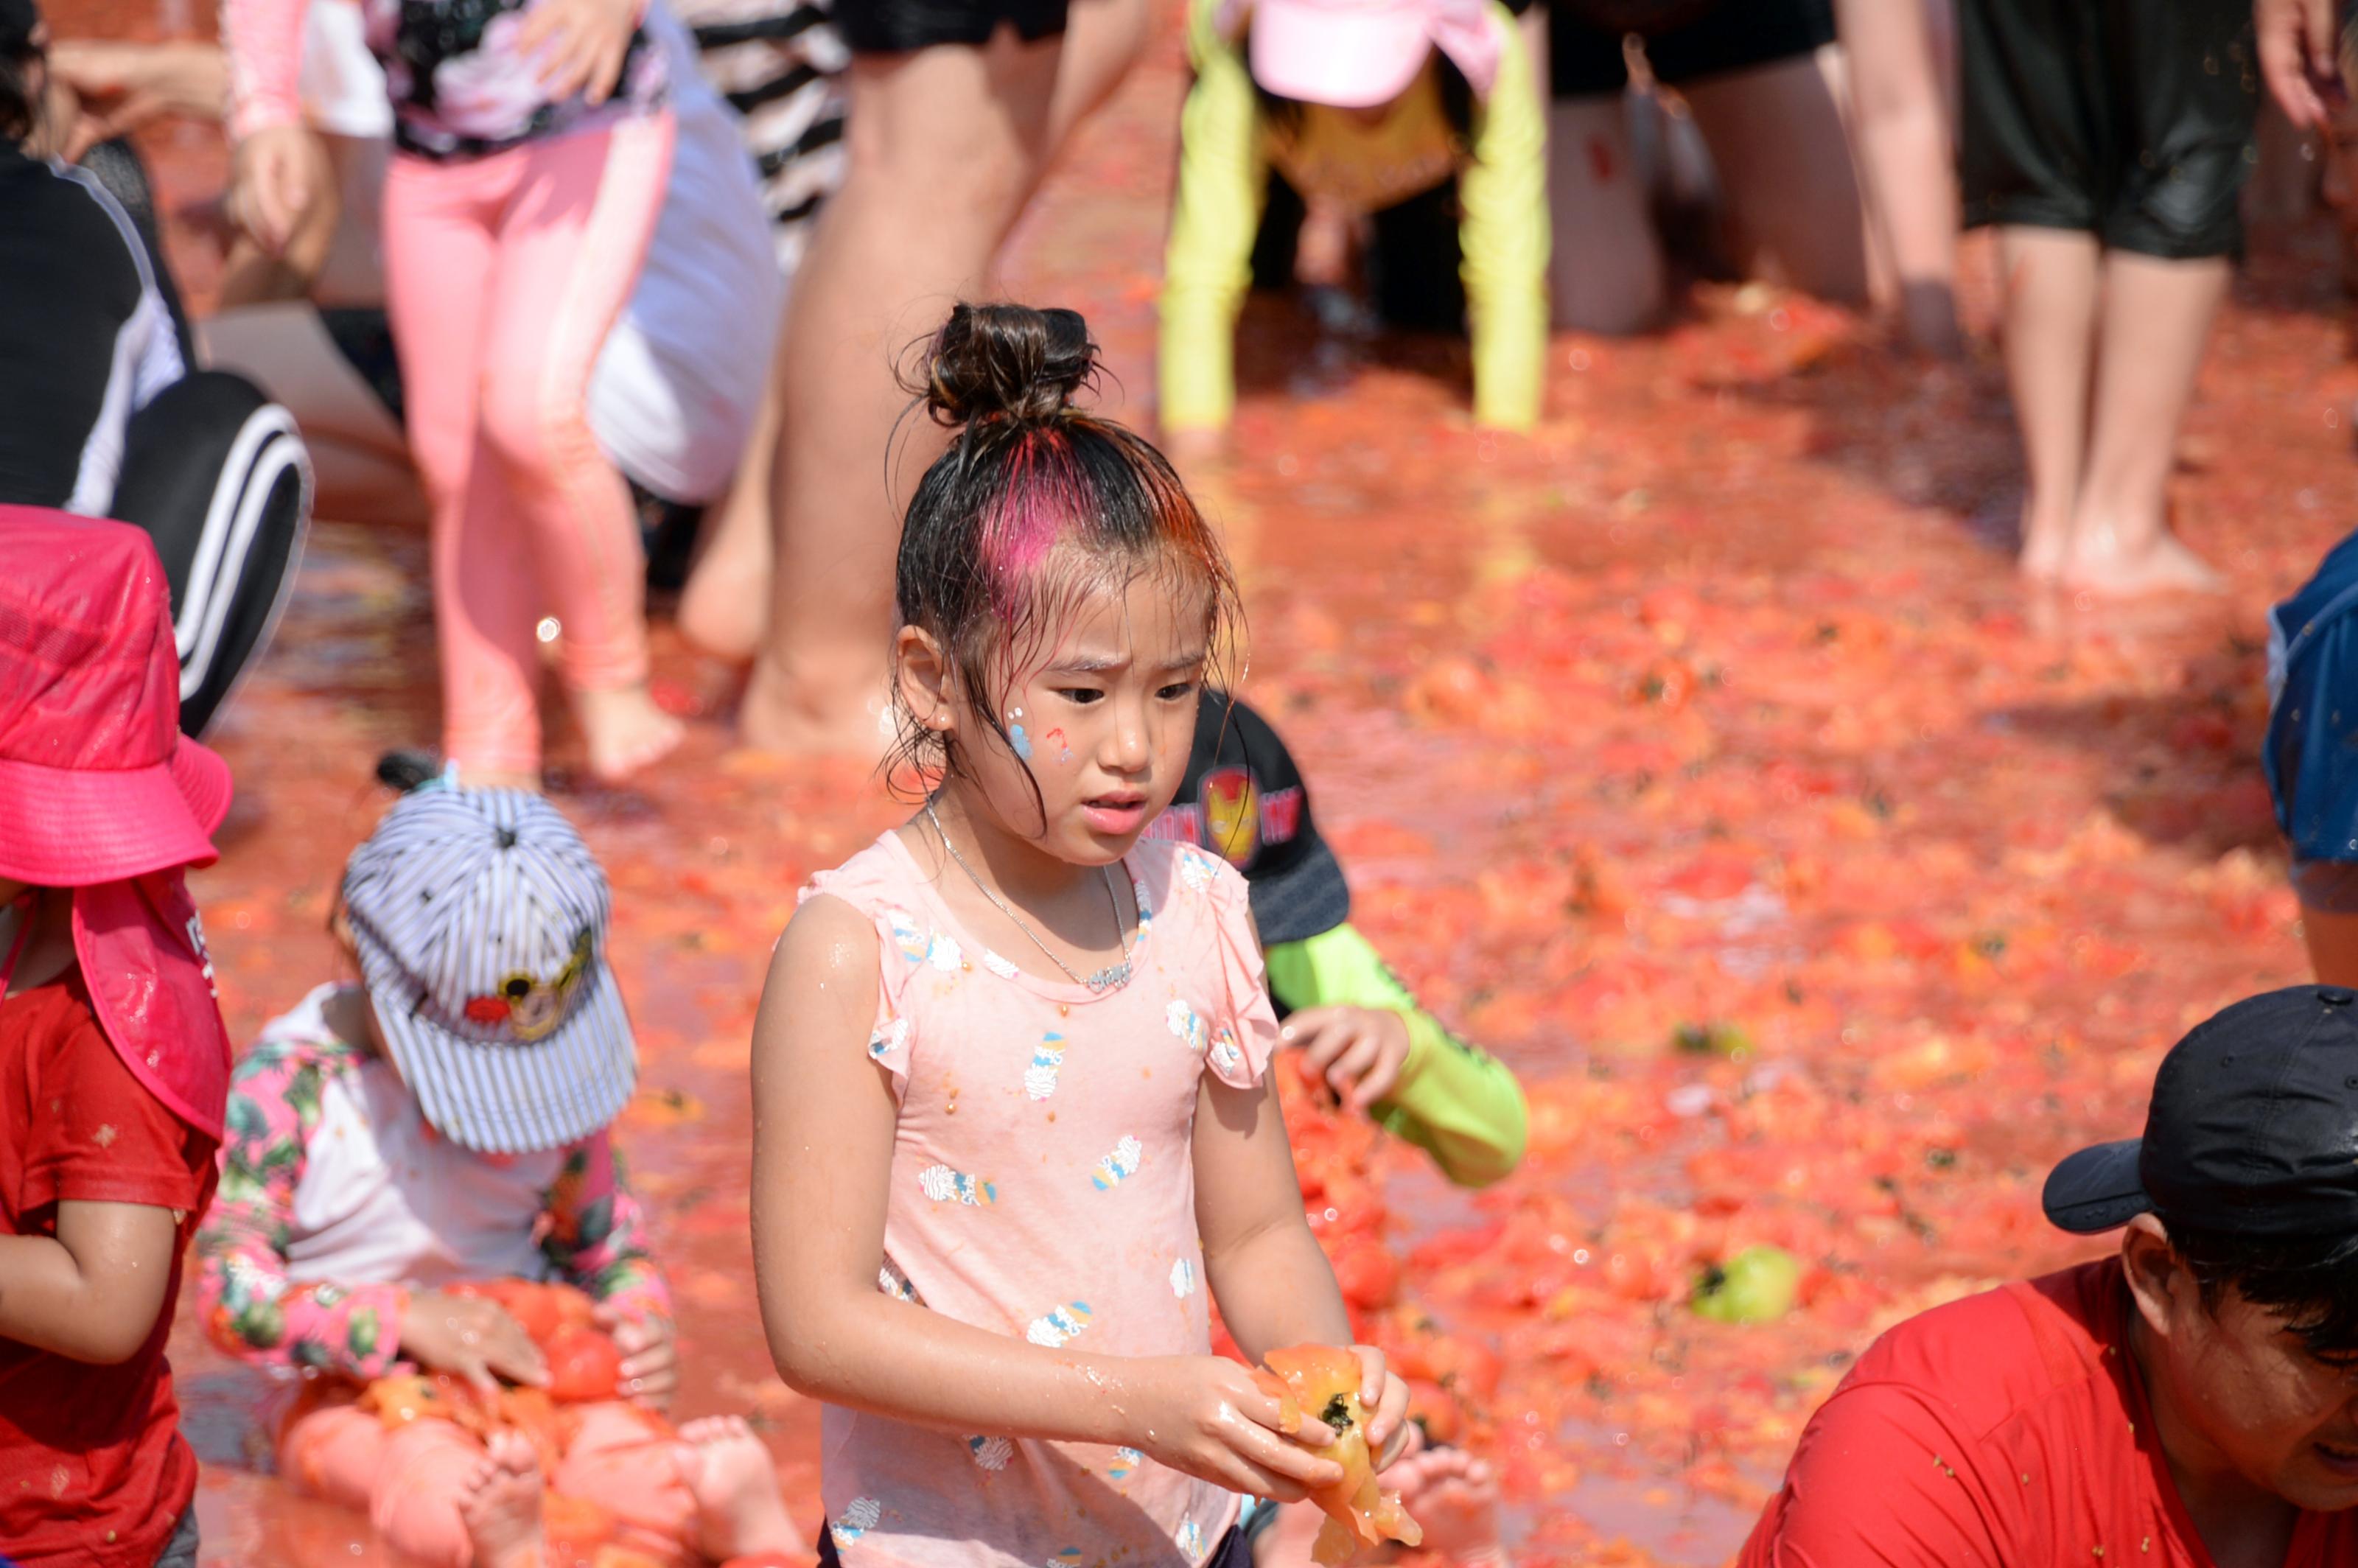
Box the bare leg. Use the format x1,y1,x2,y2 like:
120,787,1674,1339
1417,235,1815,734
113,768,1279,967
1045,0,1152,147
1834,0,1962,354
1547,96,1666,334
1993,226,2099,580
674,1415,807,1559
1684,47,1872,307
677,365,781,661
457,1430,546,1568
742,27,1066,756
2061,250,2228,595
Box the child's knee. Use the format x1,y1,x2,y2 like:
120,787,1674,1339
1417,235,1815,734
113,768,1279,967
277,1399,387,1511
476,365,595,489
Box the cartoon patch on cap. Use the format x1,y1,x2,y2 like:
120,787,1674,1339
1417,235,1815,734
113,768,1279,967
1201,765,1260,868
461,925,594,1041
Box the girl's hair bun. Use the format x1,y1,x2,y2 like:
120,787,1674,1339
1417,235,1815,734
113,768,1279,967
923,303,1098,428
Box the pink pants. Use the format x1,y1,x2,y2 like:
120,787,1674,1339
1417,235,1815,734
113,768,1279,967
280,1396,698,1567
383,116,674,776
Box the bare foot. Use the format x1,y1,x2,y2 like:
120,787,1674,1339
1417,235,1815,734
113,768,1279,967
738,657,894,762
573,684,685,782
458,1429,546,1568
675,1415,805,1560
2060,528,2222,597
1387,1447,1509,1568
2015,506,2071,584
677,487,774,662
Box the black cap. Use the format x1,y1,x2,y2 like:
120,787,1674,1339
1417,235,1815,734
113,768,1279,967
1147,691,1349,945
2044,985,2358,1237
0,0,39,55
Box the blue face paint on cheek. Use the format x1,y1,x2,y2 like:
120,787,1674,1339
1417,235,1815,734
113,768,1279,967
1011,724,1033,760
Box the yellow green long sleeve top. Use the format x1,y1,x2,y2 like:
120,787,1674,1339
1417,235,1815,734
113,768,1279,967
1265,923,1528,1187
1158,0,1548,433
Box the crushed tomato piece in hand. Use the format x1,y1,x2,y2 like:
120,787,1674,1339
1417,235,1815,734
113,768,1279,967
1253,1344,1422,1565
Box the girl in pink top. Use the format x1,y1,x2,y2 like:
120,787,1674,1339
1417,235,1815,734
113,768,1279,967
221,0,684,785
750,302,1411,1568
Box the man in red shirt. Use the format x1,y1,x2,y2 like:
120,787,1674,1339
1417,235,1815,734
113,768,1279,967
1740,986,2358,1567
0,508,237,1567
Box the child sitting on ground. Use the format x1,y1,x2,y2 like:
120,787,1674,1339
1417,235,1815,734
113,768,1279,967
194,783,804,1568
1,510,239,1568
1151,690,1517,1567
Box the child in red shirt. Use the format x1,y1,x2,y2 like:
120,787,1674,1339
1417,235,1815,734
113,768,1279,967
0,506,239,1568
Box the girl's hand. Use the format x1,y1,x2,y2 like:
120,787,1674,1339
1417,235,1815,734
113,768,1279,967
1351,1343,1413,1471
1282,1007,1411,1110
1128,1355,1347,1501
228,123,328,256
596,1301,678,1409
514,0,640,106
401,1289,550,1396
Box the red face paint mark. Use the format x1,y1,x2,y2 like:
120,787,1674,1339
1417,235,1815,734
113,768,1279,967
1587,136,1616,184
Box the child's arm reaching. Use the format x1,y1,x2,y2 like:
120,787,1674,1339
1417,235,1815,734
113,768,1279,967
1266,923,1528,1188
751,895,1347,1502
543,1130,677,1404
195,1043,408,1379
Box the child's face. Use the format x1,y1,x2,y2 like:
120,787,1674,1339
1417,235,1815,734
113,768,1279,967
934,567,1210,867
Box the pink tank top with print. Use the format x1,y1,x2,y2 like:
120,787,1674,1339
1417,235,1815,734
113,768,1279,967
798,830,1281,1568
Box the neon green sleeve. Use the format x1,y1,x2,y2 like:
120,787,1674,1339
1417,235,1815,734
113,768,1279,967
1158,0,1267,433
1455,4,1548,431
1264,923,1528,1187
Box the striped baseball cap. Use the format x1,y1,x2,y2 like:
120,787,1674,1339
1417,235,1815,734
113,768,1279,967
340,788,636,1153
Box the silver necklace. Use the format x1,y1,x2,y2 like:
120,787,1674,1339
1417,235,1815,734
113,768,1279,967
924,801,1134,993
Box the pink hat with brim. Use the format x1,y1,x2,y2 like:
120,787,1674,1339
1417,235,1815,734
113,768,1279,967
1237,0,1501,108
0,506,234,886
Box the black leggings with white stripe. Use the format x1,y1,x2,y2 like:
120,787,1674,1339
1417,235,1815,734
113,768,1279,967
111,369,311,738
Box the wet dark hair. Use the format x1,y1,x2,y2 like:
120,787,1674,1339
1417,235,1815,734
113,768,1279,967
2167,1220,2358,1359
886,303,1241,811
1,39,39,146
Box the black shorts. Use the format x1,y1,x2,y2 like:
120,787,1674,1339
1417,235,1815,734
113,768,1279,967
1552,0,1836,99
1958,0,2259,259
834,0,1065,52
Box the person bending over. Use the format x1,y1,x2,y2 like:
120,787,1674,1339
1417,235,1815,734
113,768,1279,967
1740,986,2358,1566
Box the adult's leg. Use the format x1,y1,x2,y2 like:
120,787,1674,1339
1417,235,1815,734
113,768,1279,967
743,26,1065,755
2061,251,2228,592
1045,0,1150,148
1833,0,1961,354
382,151,539,786
1993,225,2099,580
1680,46,1873,306
2060,0,2252,594
1546,96,1665,333
474,114,683,781
108,368,312,737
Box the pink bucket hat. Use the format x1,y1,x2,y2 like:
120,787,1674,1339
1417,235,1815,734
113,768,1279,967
0,506,232,885
1223,0,1502,109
